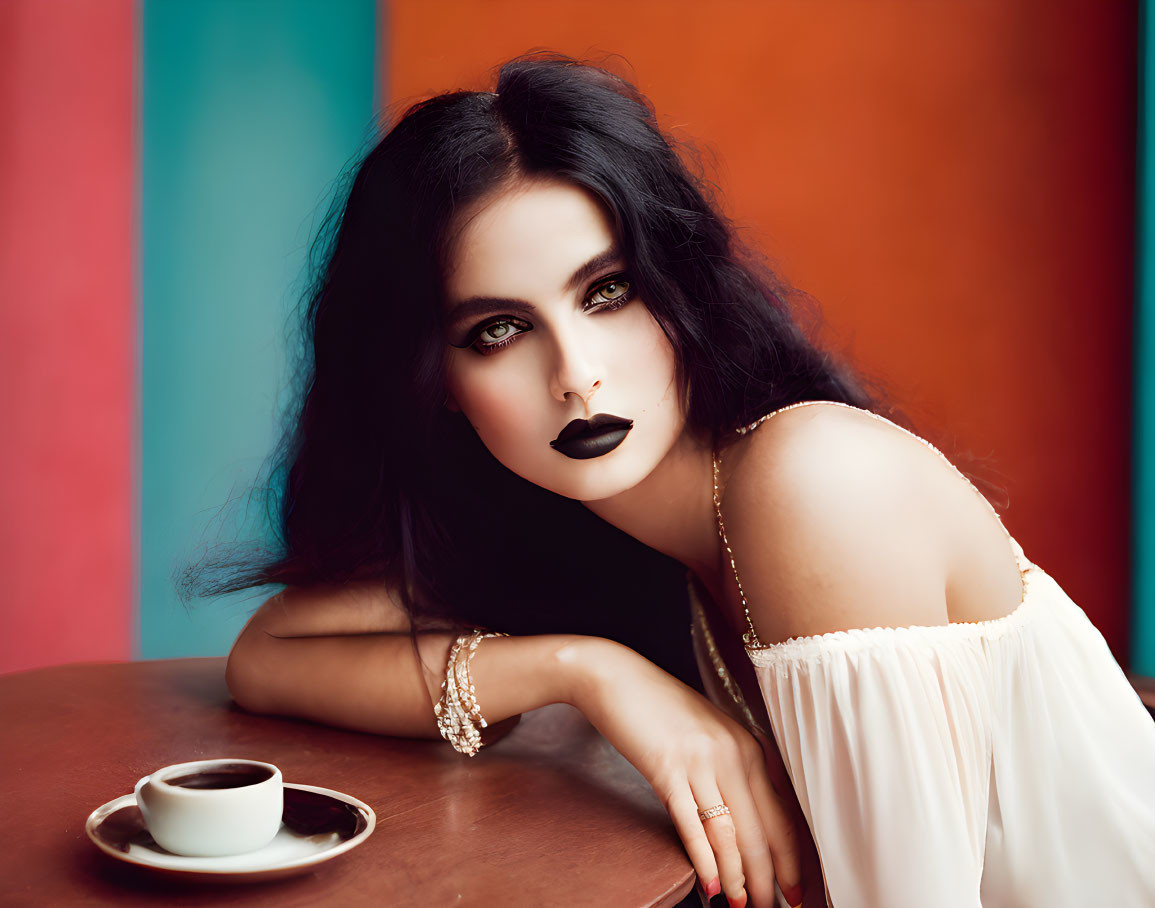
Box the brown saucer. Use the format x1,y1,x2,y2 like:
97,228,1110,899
85,783,375,884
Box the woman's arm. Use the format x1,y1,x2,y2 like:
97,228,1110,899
227,581,806,908
225,581,583,738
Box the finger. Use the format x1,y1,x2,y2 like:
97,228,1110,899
687,776,748,906
746,763,803,905
665,784,722,901
714,776,779,908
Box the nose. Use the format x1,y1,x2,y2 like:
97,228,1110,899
566,380,601,411
547,328,603,411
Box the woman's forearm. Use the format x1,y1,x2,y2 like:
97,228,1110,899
225,586,594,739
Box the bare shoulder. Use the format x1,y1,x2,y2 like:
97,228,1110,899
720,402,998,644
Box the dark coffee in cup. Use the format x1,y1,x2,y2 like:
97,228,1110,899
164,763,276,790
135,758,284,856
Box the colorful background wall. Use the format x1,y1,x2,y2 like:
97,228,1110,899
2,0,1149,677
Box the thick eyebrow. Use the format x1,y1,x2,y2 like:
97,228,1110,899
445,245,624,329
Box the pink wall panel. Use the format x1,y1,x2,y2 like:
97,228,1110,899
0,0,135,672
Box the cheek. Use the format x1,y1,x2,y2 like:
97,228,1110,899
614,309,678,394
445,355,550,484
446,354,536,431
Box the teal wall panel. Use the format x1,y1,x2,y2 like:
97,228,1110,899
1136,0,1155,676
140,0,378,658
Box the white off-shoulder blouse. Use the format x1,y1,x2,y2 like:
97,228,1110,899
689,402,1155,908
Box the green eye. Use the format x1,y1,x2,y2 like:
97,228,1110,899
480,323,514,342
589,276,633,309
452,315,532,355
598,280,628,301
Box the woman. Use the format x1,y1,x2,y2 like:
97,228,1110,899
206,55,1155,907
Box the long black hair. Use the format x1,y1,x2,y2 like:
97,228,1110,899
181,54,969,685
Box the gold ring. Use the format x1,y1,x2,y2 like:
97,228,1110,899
697,803,731,821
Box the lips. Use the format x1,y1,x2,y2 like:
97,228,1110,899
550,413,634,460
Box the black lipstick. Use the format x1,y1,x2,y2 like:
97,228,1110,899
550,413,634,460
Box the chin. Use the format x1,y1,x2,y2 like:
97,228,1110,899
560,471,645,504
525,433,677,503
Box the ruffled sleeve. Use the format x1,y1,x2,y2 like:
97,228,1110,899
748,630,996,908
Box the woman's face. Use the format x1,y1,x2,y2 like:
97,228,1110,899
443,177,686,502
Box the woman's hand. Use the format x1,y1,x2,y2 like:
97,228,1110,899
559,637,805,908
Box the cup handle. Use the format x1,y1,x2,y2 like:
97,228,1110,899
134,775,151,808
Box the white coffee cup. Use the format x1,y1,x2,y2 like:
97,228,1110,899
133,758,283,857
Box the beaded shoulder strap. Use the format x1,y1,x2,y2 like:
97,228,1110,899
711,399,1026,652
711,402,821,649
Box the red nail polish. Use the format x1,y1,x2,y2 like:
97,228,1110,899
706,877,721,898
728,890,747,908
783,882,804,906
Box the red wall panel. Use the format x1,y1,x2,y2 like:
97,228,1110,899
0,0,135,672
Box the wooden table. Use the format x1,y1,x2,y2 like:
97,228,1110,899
0,658,696,906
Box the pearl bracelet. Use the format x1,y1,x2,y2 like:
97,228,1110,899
434,629,508,757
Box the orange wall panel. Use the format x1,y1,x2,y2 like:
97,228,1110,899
384,1,1137,663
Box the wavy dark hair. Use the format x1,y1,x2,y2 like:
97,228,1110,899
181,54,997,685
